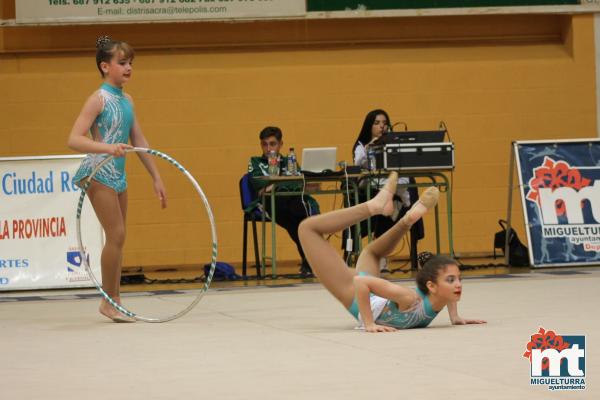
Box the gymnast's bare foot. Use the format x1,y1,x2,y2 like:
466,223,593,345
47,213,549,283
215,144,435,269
401,186,439,226
99,298,135,323
367,171,398,216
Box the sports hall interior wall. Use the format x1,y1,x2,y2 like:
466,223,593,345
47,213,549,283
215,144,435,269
0,6,596,269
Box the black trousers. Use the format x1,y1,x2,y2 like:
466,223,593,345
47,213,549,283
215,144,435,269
265,195,312,265
341,190,409,241
341,186,425,268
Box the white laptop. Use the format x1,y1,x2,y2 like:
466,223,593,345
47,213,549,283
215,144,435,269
301,147,337,173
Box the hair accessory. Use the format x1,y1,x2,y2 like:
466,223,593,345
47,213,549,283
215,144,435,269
417,251,434,269
96,35,112,49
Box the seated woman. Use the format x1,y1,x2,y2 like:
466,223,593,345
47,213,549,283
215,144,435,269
299,172,485,332
349,109,423,270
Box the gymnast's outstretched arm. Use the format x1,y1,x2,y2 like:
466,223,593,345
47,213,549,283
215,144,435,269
447,301,487,325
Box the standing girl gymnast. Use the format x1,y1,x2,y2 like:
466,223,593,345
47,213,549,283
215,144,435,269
299,172,485,332
68,36,167,322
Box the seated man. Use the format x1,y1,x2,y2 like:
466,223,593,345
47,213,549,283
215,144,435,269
248,126,320,277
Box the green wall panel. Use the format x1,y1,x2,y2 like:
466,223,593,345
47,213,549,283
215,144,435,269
307,1,579,12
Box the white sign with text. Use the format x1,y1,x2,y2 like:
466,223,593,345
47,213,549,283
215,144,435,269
0,156,103,290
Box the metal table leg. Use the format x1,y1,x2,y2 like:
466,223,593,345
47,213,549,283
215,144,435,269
271,188,277,278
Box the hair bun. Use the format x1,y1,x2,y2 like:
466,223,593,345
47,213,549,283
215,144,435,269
417,251,434,269
96,35,112,49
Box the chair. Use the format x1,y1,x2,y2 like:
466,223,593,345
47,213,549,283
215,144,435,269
239,173,268,278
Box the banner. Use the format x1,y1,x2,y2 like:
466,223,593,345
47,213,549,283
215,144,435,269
514,139,600,267
15,0,306,24
0,156,103,291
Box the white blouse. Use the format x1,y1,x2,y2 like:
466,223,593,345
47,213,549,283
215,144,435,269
354,142,411,207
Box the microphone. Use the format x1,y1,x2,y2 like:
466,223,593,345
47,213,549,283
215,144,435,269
391,121,408,132
438,121,450,142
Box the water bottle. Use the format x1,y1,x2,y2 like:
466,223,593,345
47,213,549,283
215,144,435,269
287,147,298,176
268,150,280,176
367,147,377,171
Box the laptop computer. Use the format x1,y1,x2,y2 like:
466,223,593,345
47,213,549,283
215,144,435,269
374,130,446,145
300,147,337,174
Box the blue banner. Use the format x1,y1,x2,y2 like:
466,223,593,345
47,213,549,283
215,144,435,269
515,140,600,266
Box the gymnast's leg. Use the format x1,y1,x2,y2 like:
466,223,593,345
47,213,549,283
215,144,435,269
356,186,440,277
113,189,128,304
298,173,398,308
86,180,131,322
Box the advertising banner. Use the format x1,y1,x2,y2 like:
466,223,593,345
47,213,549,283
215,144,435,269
514,139,600,267
16,0,306,24
0,156,103,291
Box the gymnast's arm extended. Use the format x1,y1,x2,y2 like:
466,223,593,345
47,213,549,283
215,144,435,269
447,301,487,325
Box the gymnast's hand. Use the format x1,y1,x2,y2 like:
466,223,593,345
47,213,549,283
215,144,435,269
107,143,133,157
154,178,167,209
365,323,397,333
451,316,487,325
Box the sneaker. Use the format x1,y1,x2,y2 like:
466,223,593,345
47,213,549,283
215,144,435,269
300,259,314,278
391,199,401,221
300,269,314,278
379,257,390,274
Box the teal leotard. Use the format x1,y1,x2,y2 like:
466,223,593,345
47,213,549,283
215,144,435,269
72,83,134,193
348,273,439,329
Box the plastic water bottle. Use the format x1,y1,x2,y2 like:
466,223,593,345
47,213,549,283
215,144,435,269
287,147,298,175
367,147,377,171
268,150,280,176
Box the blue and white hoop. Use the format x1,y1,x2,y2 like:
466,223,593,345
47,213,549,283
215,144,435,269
75,147,217,323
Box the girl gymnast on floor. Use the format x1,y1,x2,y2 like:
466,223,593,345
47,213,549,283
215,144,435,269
298,172,486,332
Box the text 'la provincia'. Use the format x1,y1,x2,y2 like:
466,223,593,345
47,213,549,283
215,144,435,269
0,218,66,240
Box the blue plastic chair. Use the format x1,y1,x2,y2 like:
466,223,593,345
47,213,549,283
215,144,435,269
239,173,269,278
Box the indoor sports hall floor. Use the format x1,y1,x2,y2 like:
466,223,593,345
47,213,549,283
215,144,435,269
1,267,598,400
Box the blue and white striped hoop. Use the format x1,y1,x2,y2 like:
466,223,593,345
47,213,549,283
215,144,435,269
75,147,217,323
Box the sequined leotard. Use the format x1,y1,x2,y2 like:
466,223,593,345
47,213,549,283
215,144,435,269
72,83,133,193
